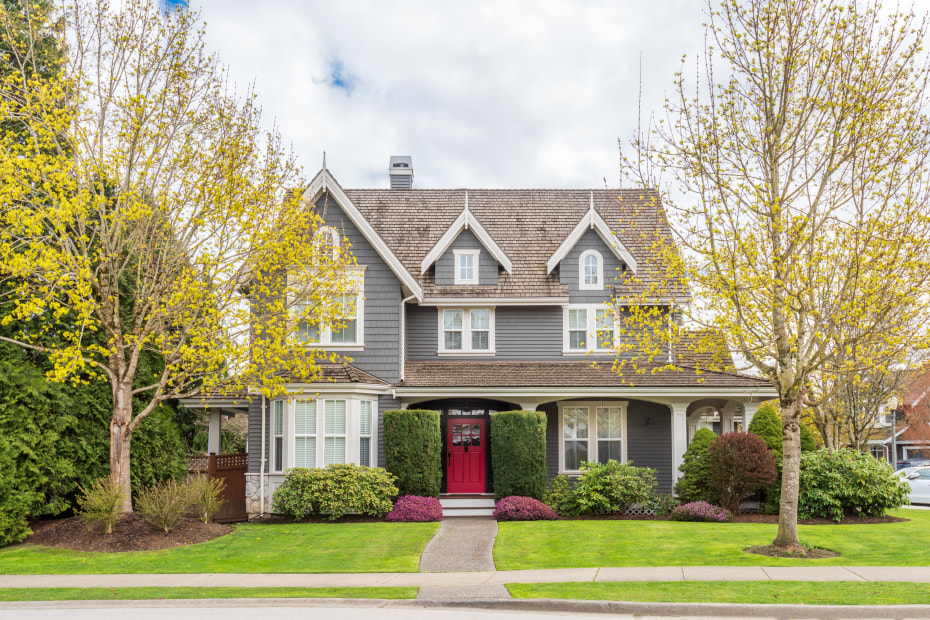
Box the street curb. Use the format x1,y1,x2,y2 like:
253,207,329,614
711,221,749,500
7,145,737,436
3,597,930,618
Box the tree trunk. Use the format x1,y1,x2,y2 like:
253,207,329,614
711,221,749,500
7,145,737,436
110,382,134,513
773,399,803,549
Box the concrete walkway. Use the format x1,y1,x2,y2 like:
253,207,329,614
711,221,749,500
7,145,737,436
2,566,930,589
417,517,508,601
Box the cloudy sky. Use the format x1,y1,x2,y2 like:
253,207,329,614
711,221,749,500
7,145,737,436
191,1,708,189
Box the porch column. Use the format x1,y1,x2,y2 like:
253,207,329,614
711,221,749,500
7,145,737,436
208,409,222,455
518,401,541,411
743,402,759,432
721,402,739,434
669,402,690,485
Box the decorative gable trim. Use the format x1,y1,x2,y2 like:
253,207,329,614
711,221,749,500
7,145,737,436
304,168,423,301
420,192,513,275
546,192,638,275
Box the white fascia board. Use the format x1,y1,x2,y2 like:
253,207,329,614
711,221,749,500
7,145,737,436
304,169,423,301
546,208,638,275
423,296,568,307
283,382,392,396
420,209,513,275
394,385,778,402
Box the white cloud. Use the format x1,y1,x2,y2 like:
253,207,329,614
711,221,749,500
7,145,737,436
194,0,706,188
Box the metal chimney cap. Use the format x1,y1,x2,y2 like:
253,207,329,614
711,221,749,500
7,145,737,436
389,155,413,189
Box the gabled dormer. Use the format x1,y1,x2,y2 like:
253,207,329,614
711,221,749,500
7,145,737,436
420,193,513,286
547,193,637,301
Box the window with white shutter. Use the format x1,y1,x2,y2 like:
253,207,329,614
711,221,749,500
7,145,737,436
324,400,347,465
294,400,316,468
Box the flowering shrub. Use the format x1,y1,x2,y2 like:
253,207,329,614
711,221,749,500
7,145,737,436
493,496,559,521
670,500,732,523
385,495,443,522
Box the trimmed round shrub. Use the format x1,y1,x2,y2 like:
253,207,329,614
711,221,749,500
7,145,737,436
490,410,547,500
708,432,777,513
748,403,817,457
572,460,657,515
798,448,909,521
493,496,559,521
272,464,398,521
674,428,717,503
383,410,441,497
386,495,443,522
671,500,732,523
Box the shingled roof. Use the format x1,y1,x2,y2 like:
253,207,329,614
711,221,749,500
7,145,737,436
401,361,770,389
340,188,688,300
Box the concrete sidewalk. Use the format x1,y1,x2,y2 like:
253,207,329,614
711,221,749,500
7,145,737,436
1,566,929,588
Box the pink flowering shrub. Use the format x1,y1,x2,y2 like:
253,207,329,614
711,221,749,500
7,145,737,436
670,500,732,523
493,496,559,521
385,495,443,522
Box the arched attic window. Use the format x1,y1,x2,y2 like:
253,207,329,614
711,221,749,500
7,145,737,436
579,249,603,290
314,226,340,258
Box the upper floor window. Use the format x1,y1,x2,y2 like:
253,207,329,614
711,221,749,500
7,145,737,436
439,308,495,354
293,269,365,349
564,304,615,353
579,249,603,290
314,226,340,257
453,249,480,285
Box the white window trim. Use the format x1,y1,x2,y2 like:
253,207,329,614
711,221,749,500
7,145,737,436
294,267,366,351
557,400,628,475
453,249,481,285
578,249,603,290
272,400,285,473
562,304,617,354
437,307,496,355
281,396,378,469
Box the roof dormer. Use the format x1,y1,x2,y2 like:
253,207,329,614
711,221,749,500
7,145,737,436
546,192,637,275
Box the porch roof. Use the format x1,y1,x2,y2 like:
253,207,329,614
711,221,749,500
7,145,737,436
399,361,772,390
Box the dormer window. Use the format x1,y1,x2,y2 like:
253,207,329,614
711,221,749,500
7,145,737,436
579,249,603,290
314,226,340,257
453,249,480,285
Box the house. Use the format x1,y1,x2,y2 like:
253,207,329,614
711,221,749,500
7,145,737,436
869,367,930,466
225,157,775,516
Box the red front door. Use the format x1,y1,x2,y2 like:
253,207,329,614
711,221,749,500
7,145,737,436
447,418,486,493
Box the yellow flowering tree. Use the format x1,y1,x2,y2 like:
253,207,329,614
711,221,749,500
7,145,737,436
0,0,355,511
621,0,930,551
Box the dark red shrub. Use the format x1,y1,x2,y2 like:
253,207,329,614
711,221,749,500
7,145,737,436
385,495,443,522
707,431,777,513
493,496,559,521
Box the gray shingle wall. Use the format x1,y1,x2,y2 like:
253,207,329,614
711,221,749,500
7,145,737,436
560,229,626,303
318,194,402,383
627,400,674,493
406,304,618,361
248,397,267,474
378,395,400,468
435,229,499,285
541,402,559,480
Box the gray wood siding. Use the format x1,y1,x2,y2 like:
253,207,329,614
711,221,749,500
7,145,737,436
378,396,400,468
406,305,572,360
627,400,673,494
318,194,402,383
541,402,560,480
434,229,499,285
560,229,625,303
248,397,267,474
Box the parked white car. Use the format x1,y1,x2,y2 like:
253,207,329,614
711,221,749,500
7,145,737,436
904,467,930,504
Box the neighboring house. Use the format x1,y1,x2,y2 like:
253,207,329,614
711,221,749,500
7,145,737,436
212,158,775,515
869,367,930,465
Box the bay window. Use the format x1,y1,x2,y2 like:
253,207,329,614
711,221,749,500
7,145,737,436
271,396,378,470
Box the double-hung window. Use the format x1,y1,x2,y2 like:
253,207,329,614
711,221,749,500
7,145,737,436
293,269,365,348
439,308,494,354
294,400,316,468
558,401,627,473
359,401,373,467
272,400,284,472
324,400,347,465
453,249,480,284
564,304,615,353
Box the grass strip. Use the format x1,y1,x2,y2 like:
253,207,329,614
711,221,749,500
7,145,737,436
0,586,418,602
495,508,930,569
506,581,930,605
0,522,438,574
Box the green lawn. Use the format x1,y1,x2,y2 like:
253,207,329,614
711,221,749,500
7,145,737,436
507,581,930,605
0,587,417,601
0,522,438,574
494,508,930,569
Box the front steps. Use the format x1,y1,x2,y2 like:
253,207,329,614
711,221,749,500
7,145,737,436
440,493,495,517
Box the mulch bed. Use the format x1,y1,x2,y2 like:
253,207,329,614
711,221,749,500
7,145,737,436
26,514,233,553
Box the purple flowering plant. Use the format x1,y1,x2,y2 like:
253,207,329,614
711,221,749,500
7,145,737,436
493,496,559,521
385,495,443,522
670,500,732,523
